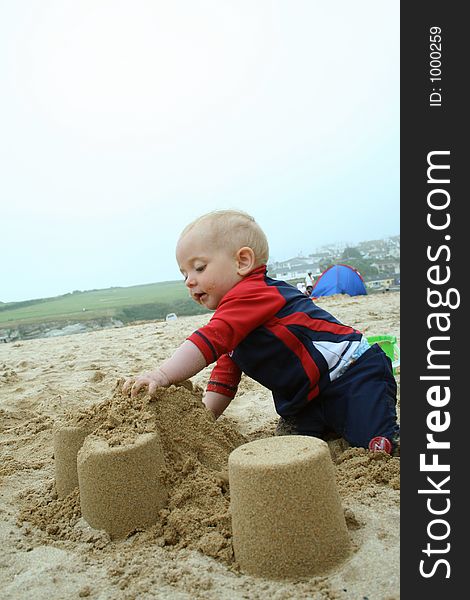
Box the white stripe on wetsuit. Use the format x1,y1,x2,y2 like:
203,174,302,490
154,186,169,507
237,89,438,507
312,336,370,381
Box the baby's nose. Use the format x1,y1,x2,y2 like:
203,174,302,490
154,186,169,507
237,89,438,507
185,275,196,288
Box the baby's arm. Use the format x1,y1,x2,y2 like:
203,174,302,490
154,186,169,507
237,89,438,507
201,353,241,419
203,391,233,419
123,340,207,397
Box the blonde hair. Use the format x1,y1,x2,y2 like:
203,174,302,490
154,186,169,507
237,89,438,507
179,209,269,266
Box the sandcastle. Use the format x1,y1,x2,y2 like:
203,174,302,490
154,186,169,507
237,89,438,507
52,382,246,546
78,432,167,538
53,425,93,498
53,424,168,538
228,436,351,578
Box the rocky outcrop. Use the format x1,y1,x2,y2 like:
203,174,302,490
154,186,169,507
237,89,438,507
0,318,124,342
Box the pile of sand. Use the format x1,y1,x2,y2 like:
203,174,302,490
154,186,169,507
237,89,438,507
20,382,247,563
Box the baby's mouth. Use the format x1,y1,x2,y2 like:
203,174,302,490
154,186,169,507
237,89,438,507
193,292,207,304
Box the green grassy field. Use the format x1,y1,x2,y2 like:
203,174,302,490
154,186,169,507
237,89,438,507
0,281,208,328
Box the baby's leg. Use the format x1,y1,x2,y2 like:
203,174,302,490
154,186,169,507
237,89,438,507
321,344,400,451
279,396,328,440
274,416,299,436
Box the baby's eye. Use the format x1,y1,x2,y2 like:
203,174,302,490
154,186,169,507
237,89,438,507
195,265,206,273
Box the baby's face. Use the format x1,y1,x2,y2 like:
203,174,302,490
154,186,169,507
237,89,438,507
176,229,242,310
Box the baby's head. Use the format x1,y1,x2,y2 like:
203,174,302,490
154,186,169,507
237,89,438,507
176,210,269,310
179,210,269,265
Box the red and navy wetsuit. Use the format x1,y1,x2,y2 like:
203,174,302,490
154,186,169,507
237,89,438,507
187,266,366,418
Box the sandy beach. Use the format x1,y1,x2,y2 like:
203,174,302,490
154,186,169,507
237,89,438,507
0,292,400,599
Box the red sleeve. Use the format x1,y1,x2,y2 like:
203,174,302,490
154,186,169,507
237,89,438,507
187,270,286,364
206,353,242,399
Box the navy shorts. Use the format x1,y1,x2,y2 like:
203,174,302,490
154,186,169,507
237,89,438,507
292,344,400,448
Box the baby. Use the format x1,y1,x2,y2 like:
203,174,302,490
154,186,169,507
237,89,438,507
123,209,399,453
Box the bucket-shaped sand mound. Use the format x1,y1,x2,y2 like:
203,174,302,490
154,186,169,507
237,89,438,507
77,431,167,539
229,436,351,578
53,425,93,498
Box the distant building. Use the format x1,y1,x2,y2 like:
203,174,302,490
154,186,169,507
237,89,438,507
366,278,396,291
268,256,322,280
370,258,400,275
358,236,400,259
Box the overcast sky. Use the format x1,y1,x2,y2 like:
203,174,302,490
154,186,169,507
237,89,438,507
0,1,399,303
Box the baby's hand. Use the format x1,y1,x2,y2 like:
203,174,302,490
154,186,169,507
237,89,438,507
122,368,170,398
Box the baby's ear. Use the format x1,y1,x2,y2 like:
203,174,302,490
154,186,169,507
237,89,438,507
236,247,256,275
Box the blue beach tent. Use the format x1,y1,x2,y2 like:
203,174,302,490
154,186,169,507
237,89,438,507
311,264,367,297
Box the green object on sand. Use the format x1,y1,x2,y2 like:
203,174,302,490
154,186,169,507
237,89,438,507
367,334,400,374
